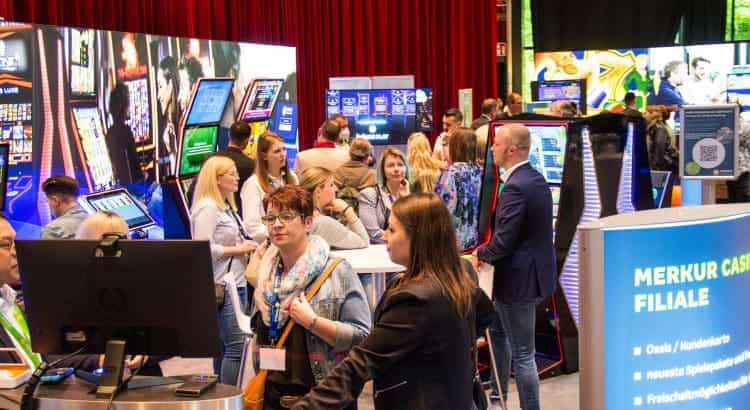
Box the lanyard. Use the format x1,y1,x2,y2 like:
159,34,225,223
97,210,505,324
267,259,284,344
0,304,41,367
226,201,251,240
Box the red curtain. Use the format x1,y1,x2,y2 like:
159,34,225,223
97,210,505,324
0,0,497,149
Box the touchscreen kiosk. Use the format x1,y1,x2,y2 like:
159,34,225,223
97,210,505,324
184,79,234,127
82,188,155,231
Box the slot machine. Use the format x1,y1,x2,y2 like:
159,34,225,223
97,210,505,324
236,78,284,158
0,23,35,223
486,113,653,378
66,28,116,193
163,78,234,238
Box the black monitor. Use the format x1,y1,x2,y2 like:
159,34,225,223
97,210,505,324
531,79,587,115
16,239,220,357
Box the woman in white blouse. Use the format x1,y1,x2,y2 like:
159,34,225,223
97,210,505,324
190,155,256,386
240,131,298,243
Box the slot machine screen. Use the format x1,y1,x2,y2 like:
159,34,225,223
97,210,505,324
0,38,28,75
0,102,32,164
125,78,151,144
326,89,419,145
241,79,284,121
0,144,8,210
179,126,218,177
84,189,154,230
69,29,95,96
185,79,234,126
72,107,115,190
415,88,433,131
526,124,568,184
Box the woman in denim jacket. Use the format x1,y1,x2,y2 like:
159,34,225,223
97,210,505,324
250,185,371,409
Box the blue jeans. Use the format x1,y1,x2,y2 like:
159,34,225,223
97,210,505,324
489,298,542,410
215,286,249,386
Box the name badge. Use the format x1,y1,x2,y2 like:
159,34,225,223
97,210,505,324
259,347,286,371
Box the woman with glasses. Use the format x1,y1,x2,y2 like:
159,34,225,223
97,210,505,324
251,185,370,409
241,131,298,243
191,155,257,386
299,167,368,250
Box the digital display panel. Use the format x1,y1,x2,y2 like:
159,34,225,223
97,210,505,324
536,80,583,102
85,189,154,229
179,126,218,176
241,79,284,121
326,89,422,145
0,38,28,75
72,107,115,190
185,79,234,126
69,29,95,96
527,124,567,184
124,78,151,144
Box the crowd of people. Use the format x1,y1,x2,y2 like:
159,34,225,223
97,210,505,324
6,100,568,410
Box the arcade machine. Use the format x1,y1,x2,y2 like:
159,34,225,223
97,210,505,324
163,78,235,238
0,24,35,224
237,78,284,158
66,28,116,193
79,188,158,238
487,113,653,377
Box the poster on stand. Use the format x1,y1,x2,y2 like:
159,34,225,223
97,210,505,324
679,105,739,180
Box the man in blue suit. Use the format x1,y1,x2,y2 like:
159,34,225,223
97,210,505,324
472,123,557,410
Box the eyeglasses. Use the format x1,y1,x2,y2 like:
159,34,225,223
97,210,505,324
261,211,303,226
0,239,15,250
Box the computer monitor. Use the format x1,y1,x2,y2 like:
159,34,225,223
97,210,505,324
16,239,220,357
184,78,235,126
531,79,587,114
178,125,219,177
495,121,568,184
83,188,155,230
241,78,284,122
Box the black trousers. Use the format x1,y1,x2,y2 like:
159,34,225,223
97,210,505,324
727,172,750,203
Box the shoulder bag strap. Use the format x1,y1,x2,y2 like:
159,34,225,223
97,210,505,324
273,257,344,348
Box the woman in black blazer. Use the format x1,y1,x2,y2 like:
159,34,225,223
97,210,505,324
293,193,492,410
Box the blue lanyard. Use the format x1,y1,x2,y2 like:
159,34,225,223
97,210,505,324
268,259,284,343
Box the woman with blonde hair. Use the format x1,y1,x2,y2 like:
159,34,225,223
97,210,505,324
294,193,491,410
407,132,442,193
75,211,129,239
241,131,298,243
299,166,369,249
191,155,256,385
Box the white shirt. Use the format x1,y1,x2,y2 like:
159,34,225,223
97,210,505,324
501,160,529,183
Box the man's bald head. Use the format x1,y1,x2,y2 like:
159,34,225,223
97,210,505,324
493,123,531,168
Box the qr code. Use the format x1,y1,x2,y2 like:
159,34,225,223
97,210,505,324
700,145,718,162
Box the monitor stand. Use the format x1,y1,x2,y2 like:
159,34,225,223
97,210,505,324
91,340,181,399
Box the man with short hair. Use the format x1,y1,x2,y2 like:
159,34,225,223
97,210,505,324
648,61,687,107
682,57,721,105
471,98,499,130
329,113,351,148
433,108,463,162
221,121,255,214
503,92,523,117
294,120,350,174
472,123,557,410
622,92,642,117
40,176,88,239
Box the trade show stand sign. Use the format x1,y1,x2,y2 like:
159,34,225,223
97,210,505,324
580,206,750,409
680,105,739,179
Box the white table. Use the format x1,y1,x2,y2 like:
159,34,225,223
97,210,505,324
332,244,405,310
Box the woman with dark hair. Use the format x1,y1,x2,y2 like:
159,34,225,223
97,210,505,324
435,127,483,251
293,193,492,410
105,82,141,185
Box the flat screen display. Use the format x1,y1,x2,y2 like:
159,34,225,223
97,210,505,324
72,107,115,190
84,189,154,230
527,124,567,184
531,80,587,114
0,38,28,75
241,79,284,121
326,89,422,145
185,79,235,126
124,78,151,144
415,88,433,131
69,29,95,96
179,126,218,176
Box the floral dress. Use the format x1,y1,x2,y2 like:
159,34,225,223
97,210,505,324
435,162,483,251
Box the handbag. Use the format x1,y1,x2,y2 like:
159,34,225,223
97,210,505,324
243,257,343,410
216,256,234,309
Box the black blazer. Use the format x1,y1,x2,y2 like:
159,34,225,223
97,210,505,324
294,277,486,410
477,162,557,303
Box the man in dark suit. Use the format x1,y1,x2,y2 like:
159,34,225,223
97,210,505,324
472,123,556,410
471,98,499,130
222,121,255,216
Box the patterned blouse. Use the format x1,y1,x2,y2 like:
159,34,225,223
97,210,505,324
435,162,483,251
